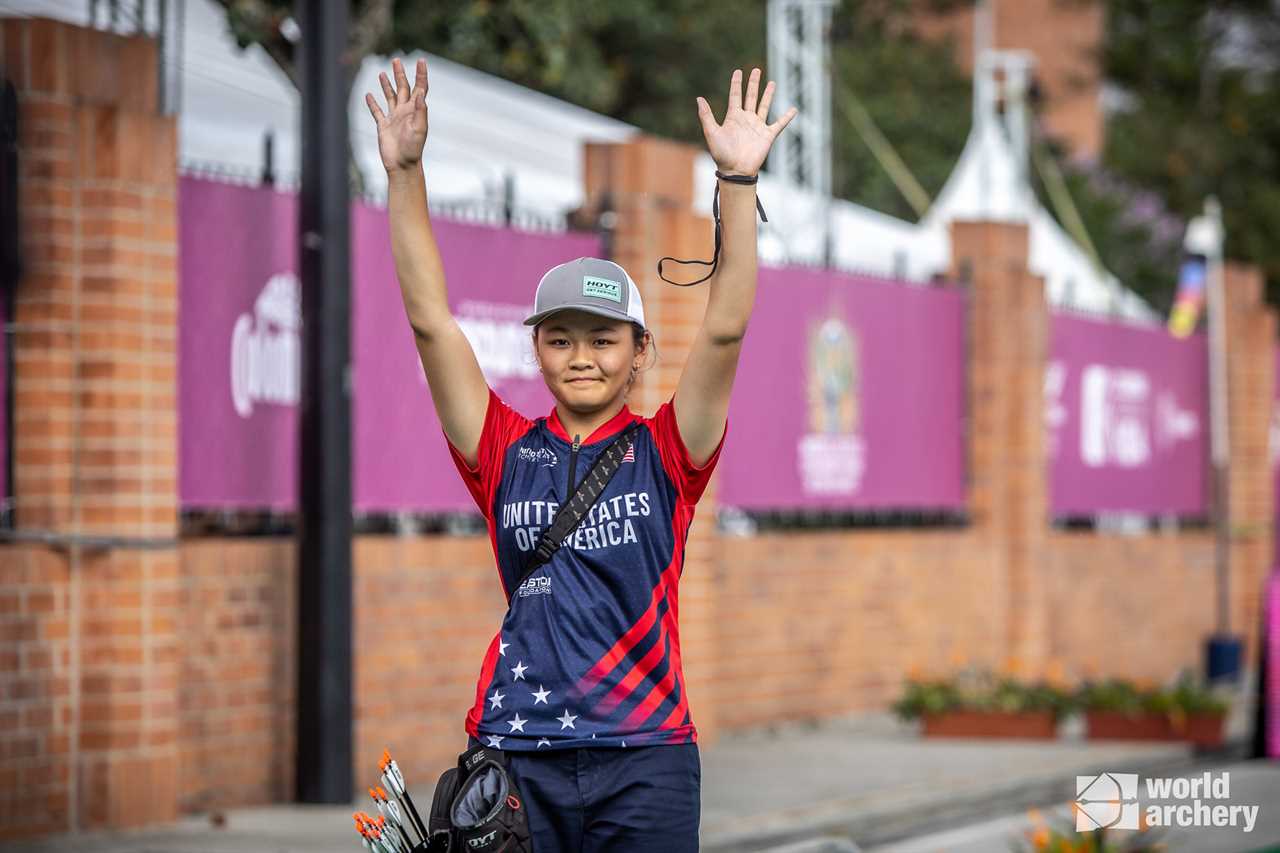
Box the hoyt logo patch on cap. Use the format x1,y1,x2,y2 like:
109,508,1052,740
582,275,623,303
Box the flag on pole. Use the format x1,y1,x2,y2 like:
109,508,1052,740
1169,254,1207,338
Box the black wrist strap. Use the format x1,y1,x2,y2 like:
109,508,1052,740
509,422,641,604
657,170,768,287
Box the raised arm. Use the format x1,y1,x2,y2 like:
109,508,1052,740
673,68,796,466
365,57,489,467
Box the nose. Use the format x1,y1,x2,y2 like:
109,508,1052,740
569,341,594,366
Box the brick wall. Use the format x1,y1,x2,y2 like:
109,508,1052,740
2,16,180,840
0,546,72,838
177,540,295,812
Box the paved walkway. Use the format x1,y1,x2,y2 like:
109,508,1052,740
9,708,1273,853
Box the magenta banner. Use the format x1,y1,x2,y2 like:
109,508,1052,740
1046,313,1208,516
179,177,598,510
717,267,966,510
180,182,298,509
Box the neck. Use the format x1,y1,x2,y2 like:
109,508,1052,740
556,398,627,442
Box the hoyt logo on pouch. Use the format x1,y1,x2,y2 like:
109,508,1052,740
467,829,498,849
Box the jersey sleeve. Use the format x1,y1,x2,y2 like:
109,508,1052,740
649,395,728,506
444,386,533,515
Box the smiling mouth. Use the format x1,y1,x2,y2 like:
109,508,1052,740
568,378,599,384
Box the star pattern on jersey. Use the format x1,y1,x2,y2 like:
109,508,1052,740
481,635,691,748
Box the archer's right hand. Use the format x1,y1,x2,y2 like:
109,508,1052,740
365,56,428,173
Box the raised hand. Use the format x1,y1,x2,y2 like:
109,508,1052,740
365,57,429,173
696,68,797,178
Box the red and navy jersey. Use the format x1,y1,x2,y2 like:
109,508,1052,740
444,387,726,751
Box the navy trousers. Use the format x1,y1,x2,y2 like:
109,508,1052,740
466,736,701,852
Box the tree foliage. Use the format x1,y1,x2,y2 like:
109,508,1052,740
1094,0,1280,308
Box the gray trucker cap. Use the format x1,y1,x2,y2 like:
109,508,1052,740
523,257,646,329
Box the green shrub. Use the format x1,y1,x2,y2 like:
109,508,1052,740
893,667,1076,721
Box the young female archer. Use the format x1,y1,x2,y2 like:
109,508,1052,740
366,55,795,853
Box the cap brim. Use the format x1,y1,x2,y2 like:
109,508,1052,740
523,305,639,327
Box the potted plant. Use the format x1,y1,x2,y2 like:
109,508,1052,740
893,665,1074,739
1078,671,1229,748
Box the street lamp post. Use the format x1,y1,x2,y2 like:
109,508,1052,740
1186,197,1242,684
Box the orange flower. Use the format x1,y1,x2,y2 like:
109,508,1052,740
1030,825,1050,849
1002,655,1025,677
948,650,967,668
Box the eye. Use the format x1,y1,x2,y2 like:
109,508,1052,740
594,338,615,346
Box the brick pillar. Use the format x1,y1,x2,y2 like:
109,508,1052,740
1221,263,1277,666
2,18,180,832
583,136,724,743
949,221,1050,672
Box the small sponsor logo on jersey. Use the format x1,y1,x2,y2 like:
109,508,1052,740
517,576,553,598
518,446,558,467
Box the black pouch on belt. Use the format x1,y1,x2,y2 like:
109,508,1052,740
424,744,531,853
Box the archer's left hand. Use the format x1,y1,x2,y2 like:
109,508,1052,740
696,68,798,178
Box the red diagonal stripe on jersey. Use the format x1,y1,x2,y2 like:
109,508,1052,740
573,511,688,698
594,619,670,716
618,569,689,732
571,586,664,699
654,574,690,731
619,635,679,730
464,631,505,738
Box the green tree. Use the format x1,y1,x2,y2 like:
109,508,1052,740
388,0,767,149
1092,0,1280,308
829,0,972,221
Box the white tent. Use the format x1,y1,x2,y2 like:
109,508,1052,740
10,1,1156,322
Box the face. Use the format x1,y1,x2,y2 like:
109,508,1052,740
535,310,645,410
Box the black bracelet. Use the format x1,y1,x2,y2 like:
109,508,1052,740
656,170,769,287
